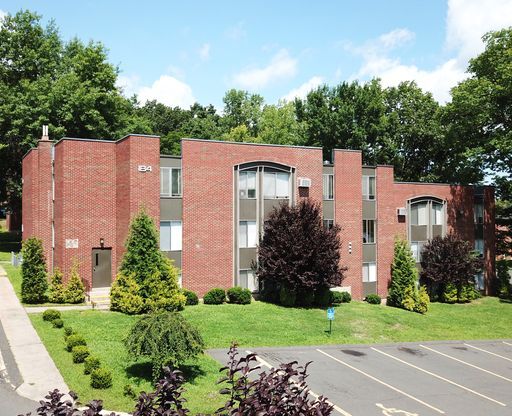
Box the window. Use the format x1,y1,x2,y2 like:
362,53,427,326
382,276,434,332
474,202,484,224
410,241,425,262
323,219,334,230
264,172,290,199
475,271,484,290
160,221,182,251
363,219,375,244
239,269,258,292
323,174,334,200
411,202,428,225
362,176,376,200
362,262,377,282
239,171,256,199
239,221,257,248
475,238,484,256
160,168,181,197
432,202,443,225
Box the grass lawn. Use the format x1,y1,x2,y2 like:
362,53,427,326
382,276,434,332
0,228,21,262
31,297,512,413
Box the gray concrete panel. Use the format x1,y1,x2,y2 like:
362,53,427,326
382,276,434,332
411,225,428,242
160,198,182,220
239,248,257,269
362,200,376,219
323,200,334,220
240,198,257,220
363,281,377,296
160,157,181,167
363,243,376,262
164,251,181,268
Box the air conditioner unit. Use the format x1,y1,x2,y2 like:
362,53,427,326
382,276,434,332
397,207,407,216
298,177,312,188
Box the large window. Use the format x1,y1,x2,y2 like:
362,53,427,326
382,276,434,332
410,241,425,262
323,174,334,200
411,202,428,225
323,219,334,230
239,269,258,292
160,167,181,197
432,202,443,225
160,221,182,251
363,219,375,244
239,220,257,248
239,171,256,199
264,172,290,199
474,202,484,224
362,262,376,282
362,176,375,200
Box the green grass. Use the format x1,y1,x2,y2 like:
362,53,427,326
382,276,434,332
0,228,21,260
30,298,512,413
3,263,22,299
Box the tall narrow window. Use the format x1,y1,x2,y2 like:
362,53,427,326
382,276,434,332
474,202,484,224
160,168,181,197
411,202,428,225
239,171,256,199
239,269,258,292
239,221,257,248
432,202,443,225
475,238,484,257
323,219,334,230
410,241,424,262
363,219,375,244
160,221,182,251
323,174,334,200
362,262,377,282
263,172,289,199
362,176,375,200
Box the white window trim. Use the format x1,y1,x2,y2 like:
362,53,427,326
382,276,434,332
263,171,290,199
323,174,334,200
363,219,376,244
239,220,257,248
160,220,182,251
160,167,182,197
362,262,377,282
362,175,376,200
239,170,257,199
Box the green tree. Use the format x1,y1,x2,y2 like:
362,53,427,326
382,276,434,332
48,267,66,303
387,238,418,308
20,237,47,303
63,259,85,304
257,101,305,145
222,89,264,137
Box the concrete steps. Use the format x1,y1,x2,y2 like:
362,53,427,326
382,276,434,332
87,287,111,310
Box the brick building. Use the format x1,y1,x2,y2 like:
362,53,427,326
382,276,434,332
22,132,495,299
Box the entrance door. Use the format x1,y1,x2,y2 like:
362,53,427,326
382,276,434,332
92,248,112,288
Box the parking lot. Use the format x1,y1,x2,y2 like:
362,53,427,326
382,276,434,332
210,339,512,416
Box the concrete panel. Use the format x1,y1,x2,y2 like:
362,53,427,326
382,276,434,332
160,198,182,220
411,225,428,241
362,167,376,176
164,251,182,269
160,156,181,167
363,281,377,296
239,248,257,269
323,200,334,220
363,243,376,262
362,200,376,219
322,165,334,174
240,198,257,220
264,199,289,217
432,224,443,238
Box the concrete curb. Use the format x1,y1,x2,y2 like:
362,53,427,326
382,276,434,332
0,265,68,401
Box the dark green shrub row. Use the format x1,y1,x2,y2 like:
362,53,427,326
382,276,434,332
227,287,252,304
66,334,87,352
331,291,351,304
183,289,199,305
84,356,101,375
90,368,113,389
203,288,226,305
365,294,381,304
72,346,90,363
52,318,64,328
43,309,61,321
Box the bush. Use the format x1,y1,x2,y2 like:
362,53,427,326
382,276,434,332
125,312,205,380
110,272,144,314
314,287,332,306
123,384,137,399
387,238,418,308
72,346,90,363
42,309,61,322
52,318,64,328
442,282,481,303
415,286,430,314
90,368,113,389
84,356,101,375
66,334,86,352
365,294,381,304
48,268,66,303
64,326,74,339
21,237,48,304
279,285,296,307
204,288,226,305
257,200,346,303
296,289,315,307
64,259,85,304
332,291,351,304
144,264,186,312
227,287,252,304
183,289,199,305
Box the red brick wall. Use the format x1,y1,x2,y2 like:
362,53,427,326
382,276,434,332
334,150,363,299
181,139,323,297
484,187,496,294
22,149,37,241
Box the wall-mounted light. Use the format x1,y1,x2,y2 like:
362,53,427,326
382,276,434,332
100,238,104,248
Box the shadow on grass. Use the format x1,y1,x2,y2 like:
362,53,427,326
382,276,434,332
499,297,512,304
125,360,207,385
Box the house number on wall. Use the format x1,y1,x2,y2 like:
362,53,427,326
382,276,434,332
138,165,152,172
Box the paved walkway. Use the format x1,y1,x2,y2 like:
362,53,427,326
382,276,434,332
0,265,68,401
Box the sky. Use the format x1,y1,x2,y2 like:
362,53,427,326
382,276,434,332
1,0,512,110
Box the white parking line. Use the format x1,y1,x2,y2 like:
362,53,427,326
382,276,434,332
502,341,512,347
464,343,512,363
372,347,506,407
420,344,512,383
316,348,445,414
246,350,353,416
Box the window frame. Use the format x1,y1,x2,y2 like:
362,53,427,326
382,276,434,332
363,219,376,244
263,171,290,199
362,262,377,282
160,220,182,251
323,174,334,200
323,219,334,230
160,167,182,197
238,269,259,293
239,220,257,248
410,241,426,262
239,170,257,199
362,175,376,200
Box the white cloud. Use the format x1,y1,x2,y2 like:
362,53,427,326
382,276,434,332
0,9,6,22
198,43,210,61
346,0,512,103
232,49,297,90
137,75,196,108
116,74,140,97
281,76,324,102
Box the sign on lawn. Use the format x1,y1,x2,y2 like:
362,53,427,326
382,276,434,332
327,307,335,320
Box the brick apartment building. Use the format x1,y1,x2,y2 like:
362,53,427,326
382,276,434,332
22,131,495,299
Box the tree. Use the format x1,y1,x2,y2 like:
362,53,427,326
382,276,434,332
48,268,66,303
420,234,483,302
222,89,264,137
63,259,85,304
256,200,345,306
257,101,306,146
20,237,47,303
387,238,419,309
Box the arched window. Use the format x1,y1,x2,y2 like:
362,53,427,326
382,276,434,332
408,197,445,262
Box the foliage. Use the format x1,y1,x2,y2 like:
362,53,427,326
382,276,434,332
64,326,74,339
442,283,482,304
257,200,345,302
227,287,252,305
217,343,333,415
420,234,483,301
144,265,186,313
52,319,64,328
496,259,512,298
72,346,90,363
43,309,61,322
314,287,332,306
64,259,85,304
387,238,418,308
110,272,145,314
124,312,205,380
183,289,199,306
48,268,66,303
66,334,87,352
84,356,101,375
222,89,264,137
415,286,430,314
279,285,297,307
203,288,226,305
297,288,315,307
20,237,48,303
90,368,113,389
365,294,381,304
339,292,352,303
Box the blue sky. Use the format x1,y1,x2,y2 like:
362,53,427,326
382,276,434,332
1,0,512,109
